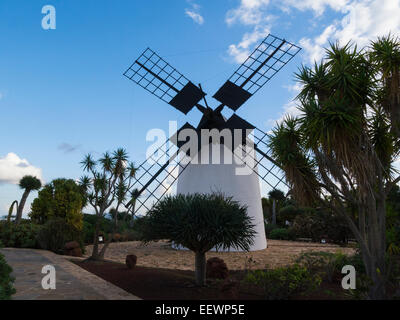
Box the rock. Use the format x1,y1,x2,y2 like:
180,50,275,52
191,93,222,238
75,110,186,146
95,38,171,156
113,233,122,242
63,241,82,257
64,241,80,250
126,254,137,269
69,247,82,257
206,257,229,279
219,279,239,300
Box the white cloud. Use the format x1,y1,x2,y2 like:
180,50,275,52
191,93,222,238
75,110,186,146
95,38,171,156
226,0,271,26
225,0,274,63
393,157,400,173
299,0,400,64
267,95,303,128
280,0,350,16
0,153,43,185
226,0,400,64
283,82,302,95
162,165,179,195
185,2,204,25
227,25,272,63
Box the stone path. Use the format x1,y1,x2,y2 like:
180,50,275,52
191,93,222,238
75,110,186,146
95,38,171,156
0,248,140,300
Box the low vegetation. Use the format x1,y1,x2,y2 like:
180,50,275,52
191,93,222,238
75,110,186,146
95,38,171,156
0,250,16,300
245,264,321,300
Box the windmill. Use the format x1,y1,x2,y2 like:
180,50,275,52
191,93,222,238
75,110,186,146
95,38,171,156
123,34,301,251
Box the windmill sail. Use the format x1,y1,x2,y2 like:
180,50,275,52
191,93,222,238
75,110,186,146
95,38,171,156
213,34,301,111
130,132,194,214
124,48,205,114
241,126,289,190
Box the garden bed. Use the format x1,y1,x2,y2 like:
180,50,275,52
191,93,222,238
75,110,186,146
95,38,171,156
84,239,356,271
77,239,356,300
73,259,348,300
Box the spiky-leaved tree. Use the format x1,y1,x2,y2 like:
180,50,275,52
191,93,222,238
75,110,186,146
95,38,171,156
140,193,256,286
79,148,138,260
268,189,286,225
268,36,400,299
15,175,42,224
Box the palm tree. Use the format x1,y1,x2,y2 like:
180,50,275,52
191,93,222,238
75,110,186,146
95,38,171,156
261,197,272,223
370,34,400,139
141,193,256,286
268,189,286,225
79,148,138,260
268,37,400,299
15,175,42,224
268,116,321,206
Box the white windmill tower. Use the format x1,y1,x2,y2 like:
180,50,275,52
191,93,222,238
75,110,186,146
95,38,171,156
123,34,301,251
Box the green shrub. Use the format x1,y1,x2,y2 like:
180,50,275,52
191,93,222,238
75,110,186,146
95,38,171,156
82,220,95,244
37,218,83,254
289,210,351,244
0,252,16,300
296,251,348,282
278,205,303,224
264,224,278,238
245,264,321,299
121,229,142,241
296,251,367,284
268,228,293,240
0,221,41,248
30,178,85,230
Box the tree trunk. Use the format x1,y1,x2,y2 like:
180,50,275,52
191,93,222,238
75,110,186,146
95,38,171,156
8,201,18,223
90,215,102,260
366,195,387,299
272,199,276,225
99,204,121,259
15,190,30,224
195,251,206,286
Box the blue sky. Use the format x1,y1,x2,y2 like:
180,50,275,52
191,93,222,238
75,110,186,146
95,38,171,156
1,0,399,217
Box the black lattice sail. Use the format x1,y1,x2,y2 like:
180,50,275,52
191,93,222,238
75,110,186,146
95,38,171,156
123,48,205,114
213,34,301,111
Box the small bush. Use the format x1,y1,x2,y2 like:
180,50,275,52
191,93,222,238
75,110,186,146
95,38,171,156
289,210,351,244
264,224,278,238
269,228,292,240
245,264,321,300
0,221,41,248
296,251,348,282
121,229,142,241
0,252,16,300
296,251,366,284
37,218,83,254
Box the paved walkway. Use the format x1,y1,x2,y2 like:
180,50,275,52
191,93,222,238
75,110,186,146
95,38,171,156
0,248,140,300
